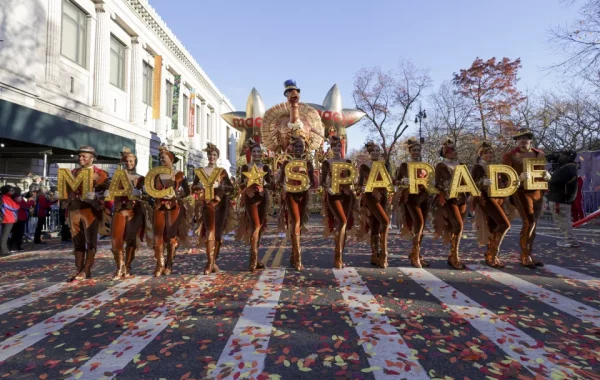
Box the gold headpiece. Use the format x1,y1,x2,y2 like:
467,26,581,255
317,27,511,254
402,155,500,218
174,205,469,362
120,147,136,162
477,141,494,156
364,141,378,153
203,142,220,156
405,137,421,151
158,145,179,163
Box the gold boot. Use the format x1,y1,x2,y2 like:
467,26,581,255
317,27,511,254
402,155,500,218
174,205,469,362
490,233,506,269
417,234,429,267
291,234,303,271
204,240,215,275
447,234,465,270
67,251,85,282
212,240,222,273
379,230,389,269
484,235,495,267
289,238,297,268
520,249,537,269
76,250,96,280
124,246,136,277
154,244,165,277
333,231,343,269
409,241,422,268
112,250,126,280
370,235,380,266
163,242,177,276
249,232,265,272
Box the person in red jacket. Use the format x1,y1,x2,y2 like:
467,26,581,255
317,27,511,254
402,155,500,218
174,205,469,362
9,188,34,251
1,185,20,256
34,186,57,244
571,176,585,223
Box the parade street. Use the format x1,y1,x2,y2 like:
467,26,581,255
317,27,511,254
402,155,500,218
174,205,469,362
0,216,598,380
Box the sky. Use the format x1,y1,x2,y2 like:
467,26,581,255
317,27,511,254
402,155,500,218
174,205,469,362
149,0,582,152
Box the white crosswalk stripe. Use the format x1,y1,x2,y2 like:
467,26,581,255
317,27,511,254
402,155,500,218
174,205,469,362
469,264,600,328
543,265,600,290
0,282,68,316
0,283,24,295
0,277,149,362
211,269,286,379
400,268,578,378
69,275,214,380
335,268,428,380
2,261,600,377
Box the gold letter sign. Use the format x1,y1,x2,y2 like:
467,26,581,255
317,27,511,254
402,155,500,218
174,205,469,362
449,165,481,199
365,161,394,193
522,158,548,191
194,167,223,201
487,165,519,197
284,160,310,193
407,162,438,195
144,166,175,199
104,169,134,200
57,168,93,199
330,162,357,194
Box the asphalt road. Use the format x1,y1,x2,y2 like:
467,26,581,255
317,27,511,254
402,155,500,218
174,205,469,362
0,215,599,380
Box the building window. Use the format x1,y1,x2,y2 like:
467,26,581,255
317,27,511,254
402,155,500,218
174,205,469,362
142,62,153,105
165,81,173,117
182,94,189,127
207,113,211,140
61,0,88,67
196,105,201,133
109,36,125,90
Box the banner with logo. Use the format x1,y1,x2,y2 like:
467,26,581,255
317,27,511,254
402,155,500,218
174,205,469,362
151,55,162,120
171,75,181,129
189,91,195,137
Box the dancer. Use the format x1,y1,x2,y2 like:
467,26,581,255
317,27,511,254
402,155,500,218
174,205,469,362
321,135,355,269
151,145,189,277
237,140,272,272
106,148,145,279
394,138,430,268
194,143,234,275
433,139,467,270
358,141,390,269
278,136,315,271
471,142,511,268
502,128,550,268
66,146,110,282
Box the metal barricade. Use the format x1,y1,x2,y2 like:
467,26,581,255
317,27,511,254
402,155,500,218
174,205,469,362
582,191,600,214
46,205,61,233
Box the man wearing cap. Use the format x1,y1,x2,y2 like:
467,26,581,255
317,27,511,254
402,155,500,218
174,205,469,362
66,145,110,282
502,129,551,268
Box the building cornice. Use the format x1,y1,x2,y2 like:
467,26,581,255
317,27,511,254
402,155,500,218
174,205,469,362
123,0,231,106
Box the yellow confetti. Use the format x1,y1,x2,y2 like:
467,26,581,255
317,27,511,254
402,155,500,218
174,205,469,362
361,366,382,373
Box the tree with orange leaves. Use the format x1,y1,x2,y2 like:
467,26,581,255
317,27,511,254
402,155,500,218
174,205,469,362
452,57,525,140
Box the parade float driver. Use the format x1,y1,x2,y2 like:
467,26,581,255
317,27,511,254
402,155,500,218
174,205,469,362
67,146,110,282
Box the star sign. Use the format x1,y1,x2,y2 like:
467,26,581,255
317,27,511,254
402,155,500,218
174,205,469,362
242,164,267,188
308,84,366,139
221,88,266,142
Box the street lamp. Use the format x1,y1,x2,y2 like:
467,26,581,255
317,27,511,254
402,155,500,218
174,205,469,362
415,107,427,144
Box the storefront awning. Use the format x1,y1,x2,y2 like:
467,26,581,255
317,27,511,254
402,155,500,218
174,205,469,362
0,99,136,159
